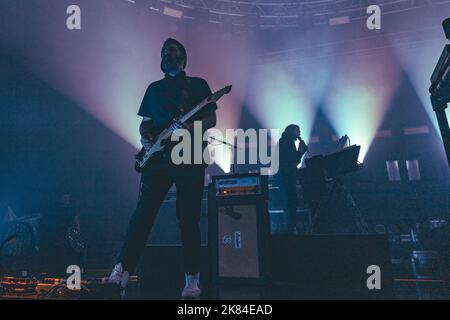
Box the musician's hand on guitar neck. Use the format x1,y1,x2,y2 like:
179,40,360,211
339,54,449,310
170,122,184,132
170,120,193,133
181,121,194,132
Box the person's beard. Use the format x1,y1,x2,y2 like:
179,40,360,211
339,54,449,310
160,56,182,74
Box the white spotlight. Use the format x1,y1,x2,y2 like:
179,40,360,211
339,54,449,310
329,16,350,26
163,6,183,19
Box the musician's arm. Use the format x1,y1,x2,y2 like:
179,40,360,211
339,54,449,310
297,139,308,157
138,84,156,142
139,117,154,139
294,140,307,165
139,117,155,150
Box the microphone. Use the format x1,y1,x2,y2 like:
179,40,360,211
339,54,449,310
443,18,450,41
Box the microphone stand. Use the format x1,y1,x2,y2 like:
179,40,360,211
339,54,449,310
429,18,450,167
431,96,450,167
207,136,241,174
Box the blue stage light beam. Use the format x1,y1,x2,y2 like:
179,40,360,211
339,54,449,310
323,53,401,162
247,64,317,144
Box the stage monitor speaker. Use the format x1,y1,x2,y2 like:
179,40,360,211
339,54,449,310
208,174,269,285
269,234,394,299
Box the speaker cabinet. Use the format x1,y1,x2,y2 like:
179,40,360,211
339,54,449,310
269,234,394,299
208,174,270,285
216,204,260,279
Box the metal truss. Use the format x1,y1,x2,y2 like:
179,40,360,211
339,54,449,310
257,25,445,68
139,0,450,29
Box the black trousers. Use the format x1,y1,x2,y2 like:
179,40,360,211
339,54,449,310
277,172,298,232
118,162,205,275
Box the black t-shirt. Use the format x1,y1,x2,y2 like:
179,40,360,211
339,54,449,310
138,72,217,130
138,72,217,171
277,136,303,178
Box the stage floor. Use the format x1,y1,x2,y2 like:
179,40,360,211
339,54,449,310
1,277,448,300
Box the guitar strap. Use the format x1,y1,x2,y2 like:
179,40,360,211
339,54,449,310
178,77,191,117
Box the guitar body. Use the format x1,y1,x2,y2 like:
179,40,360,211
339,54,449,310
134,137,166,172
134,148,146,173
134,85,232,173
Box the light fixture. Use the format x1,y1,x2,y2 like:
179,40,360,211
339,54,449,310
329,16,350,26
163,6,183,19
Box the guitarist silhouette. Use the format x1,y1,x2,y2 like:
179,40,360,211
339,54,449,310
109,38,227,299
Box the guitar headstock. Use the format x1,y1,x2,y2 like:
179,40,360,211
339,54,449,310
208,85,232,103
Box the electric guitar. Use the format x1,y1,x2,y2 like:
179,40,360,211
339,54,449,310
134,84,232,172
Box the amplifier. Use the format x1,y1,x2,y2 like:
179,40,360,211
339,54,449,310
208,173,269,285
215,175,263,196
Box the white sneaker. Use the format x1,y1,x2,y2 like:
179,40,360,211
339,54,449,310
181,273,201,299
108,263,129,296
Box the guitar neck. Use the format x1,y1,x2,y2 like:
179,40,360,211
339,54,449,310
178,97,210,124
